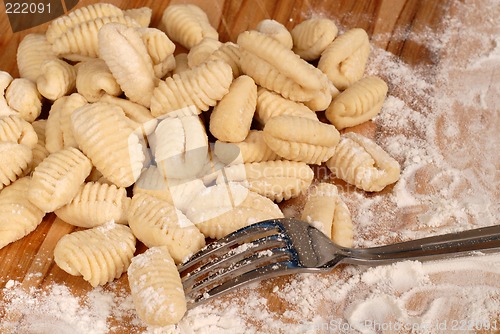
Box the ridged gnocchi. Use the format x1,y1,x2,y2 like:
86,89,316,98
29,120,49,171
0,142,32,190
98,23,156,107
326,76,388,130
187,37,222,68
209,75,257,142
256,19,293,49
326,132,400,192
256,87,318,125
160,4,218,49
207,42,241,78
36,59,77,101
150,60,233,116
218,160,315,202
186,183,284,239
318,28,370,90
128,193,206,263
124,7,152,28
301,182,353,247
0,115,38,149
0,177,45,250
5,78,42,123
291,18,338,61
214,130,279,165
151,110,208,180
71,102,146,187
16,34,57,82
0,71,15,117
54,222,136,287
263,115,340,165
138,27,176,78
127,246,187,326
28,147,92,212
76,59,122,102
54,182,131,228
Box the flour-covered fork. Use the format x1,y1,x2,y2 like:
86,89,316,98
179,218,500,309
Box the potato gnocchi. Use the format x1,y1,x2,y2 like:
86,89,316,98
326,132,401,192
187,37,222,68
54,222,136,287
326,76,388,130
36,59,77,101
214,130,279,165
0,177,45,250
291,18,338,61
186,183,284,239
150,60,233,116
76,59,122,102
16,34,57,82
5,78,42,123
210,75,257,142
263,115,340,165
128,193,206,263
318,28,370,90
0,142,32,190
54,182,131,228
301,182,353,247
160,4,218,49
218,160,315,202
256,19,293,49
128,246,187,327
28,147,92,213
0,115,38,149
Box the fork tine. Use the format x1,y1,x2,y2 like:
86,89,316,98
182,233,287,293
178,220,282,274
185,249,298,307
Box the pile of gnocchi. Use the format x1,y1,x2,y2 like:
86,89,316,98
0,2,401,327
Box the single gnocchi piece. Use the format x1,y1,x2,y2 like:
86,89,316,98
326,76,388,130
186,183,284,239
29,120,50,171
209,75,257,142
0,71,15,117
0,115,38,149
187,37,222,68
76,59,122,102
98,23,156,107
256,87,318,125
160,4,218,49
207,42,241,78
138,27,176,78
301,183,353,247
218,160,315,202
151,110,208,180
28,147,92,212
54,182,131,228
45,93,87,153
46,3,125,44
256,19,293,49
17,34,58,82
291,18,338,61
124,7,152,27
51,15,140,58
150,60,233,116
5,78,42,123
128,193,206,263
54,222,136,287
326,132,401,192
0,177,45,250
0,142,32,190
128,246,187,326
214,130,279,165
318,28,370,90
263,115,340,165
36,59,77,101
71,102,146,187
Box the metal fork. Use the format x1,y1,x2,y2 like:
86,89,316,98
179,218,500,309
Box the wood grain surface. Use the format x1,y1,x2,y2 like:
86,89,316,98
0,0,498,333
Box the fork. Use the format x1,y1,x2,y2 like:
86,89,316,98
179,218,500,309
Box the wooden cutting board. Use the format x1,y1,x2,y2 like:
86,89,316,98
1,1,498,333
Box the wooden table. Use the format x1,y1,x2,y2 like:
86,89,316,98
1,1,498,333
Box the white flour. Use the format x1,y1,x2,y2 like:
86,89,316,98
1,0,499,333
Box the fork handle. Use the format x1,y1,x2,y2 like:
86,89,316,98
339,224,500,266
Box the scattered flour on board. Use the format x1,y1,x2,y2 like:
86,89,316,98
1,0,499,333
